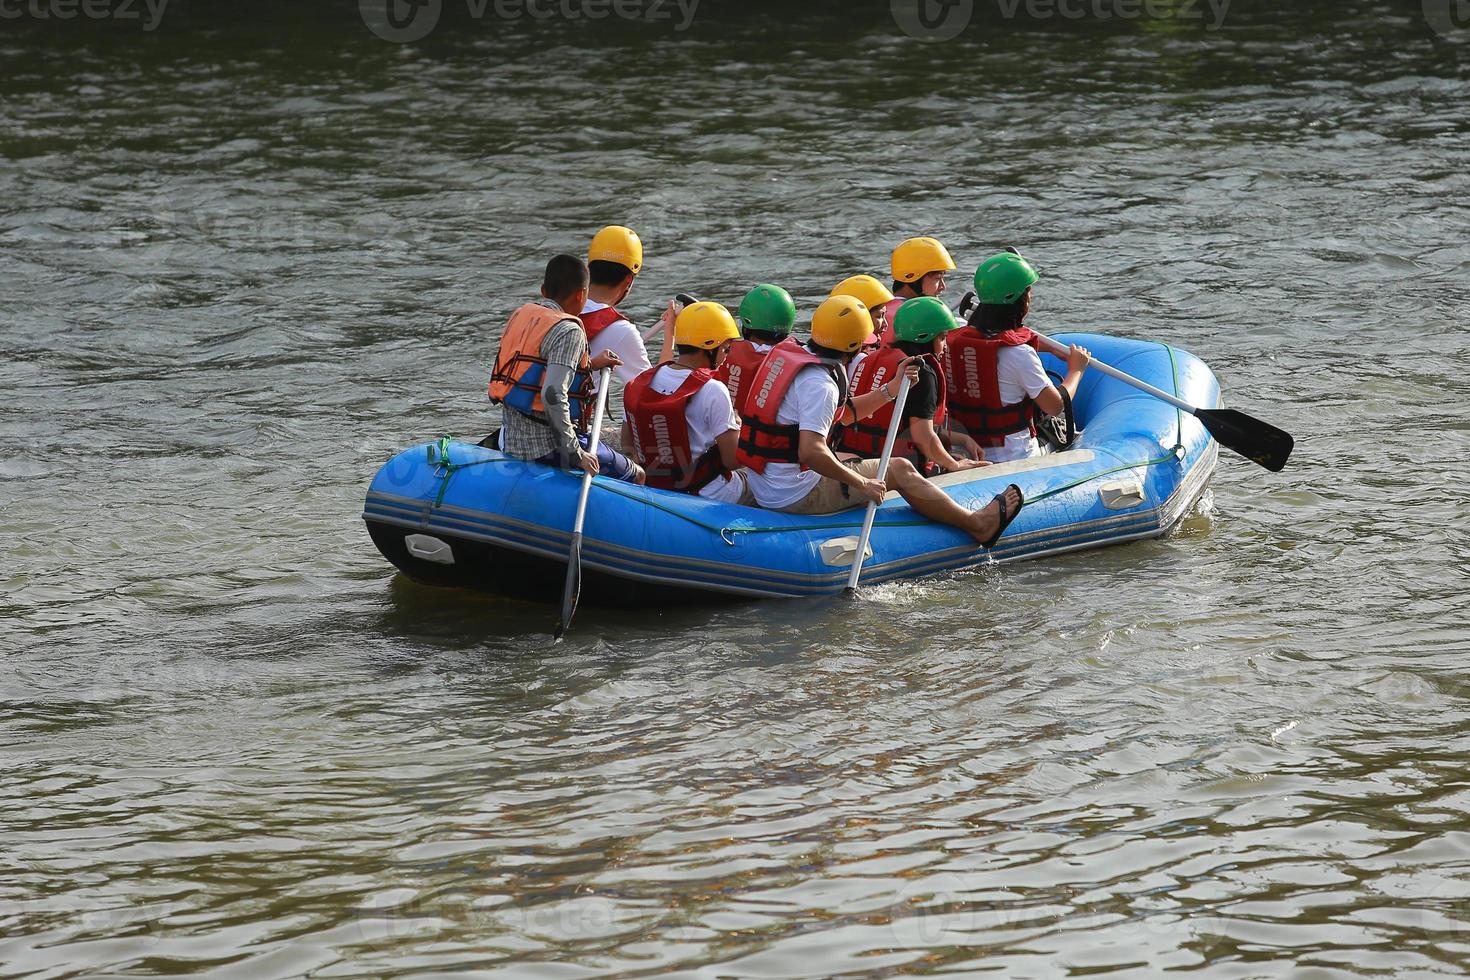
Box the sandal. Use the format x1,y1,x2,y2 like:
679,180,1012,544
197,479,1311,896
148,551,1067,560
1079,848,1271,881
979,484,1025,549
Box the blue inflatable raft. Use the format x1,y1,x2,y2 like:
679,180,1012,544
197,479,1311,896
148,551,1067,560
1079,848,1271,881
363,333,1220,601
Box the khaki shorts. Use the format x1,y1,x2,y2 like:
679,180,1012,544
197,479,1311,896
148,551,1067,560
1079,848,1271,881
727,469,759,508
777,459,883,516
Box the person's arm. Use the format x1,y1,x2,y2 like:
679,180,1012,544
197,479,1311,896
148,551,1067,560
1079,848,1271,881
909,417,984,472
715,429,739,471
839,358,922,425
1034,344,1090,416
948,430,985,462
710,384,742,471
540,324,598,474
602,322,652,385
540,365,595,474
655,301,677,366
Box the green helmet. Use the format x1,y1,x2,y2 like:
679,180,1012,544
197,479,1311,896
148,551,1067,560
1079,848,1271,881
737,284,797,337
892,296,961,344
973,251,1039,305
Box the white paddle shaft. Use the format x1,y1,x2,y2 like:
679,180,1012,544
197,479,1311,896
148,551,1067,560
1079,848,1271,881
1030,331,1198,415
846,373,912,592
569,367,614,536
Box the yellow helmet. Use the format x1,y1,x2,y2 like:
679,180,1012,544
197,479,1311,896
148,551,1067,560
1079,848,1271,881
588,225,644,275
810,295,873,354
830,274,895,311
891,236,957,284
675,302,741,349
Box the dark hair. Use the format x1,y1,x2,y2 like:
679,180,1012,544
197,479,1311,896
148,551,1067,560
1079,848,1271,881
676,343,720,366
588,259,634,288
891,280,907,295
967,297,1027,336
543,254,589,300
895,339,931,357
743,329,785,344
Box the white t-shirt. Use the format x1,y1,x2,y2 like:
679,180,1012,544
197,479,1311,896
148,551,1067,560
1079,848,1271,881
647,364,744,503
581,299,654,386
742,365,841,509
987,344,1052,463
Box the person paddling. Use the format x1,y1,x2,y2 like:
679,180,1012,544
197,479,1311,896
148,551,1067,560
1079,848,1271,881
718,283,799,412
945,251,1091,464
622,302,749,504
874,237,959,345
580,225,677,388
489,254,645,483
738,295,1022,547
833,297,990,477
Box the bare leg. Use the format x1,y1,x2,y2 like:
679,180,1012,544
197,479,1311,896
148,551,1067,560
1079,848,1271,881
886,459,1021,545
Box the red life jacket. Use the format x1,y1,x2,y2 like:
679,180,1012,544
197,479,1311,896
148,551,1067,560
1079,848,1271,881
833,346,948,461
736,344,849,474
624,364,729,493
941,326,1042,448
716,337,796,414
580,304,628,345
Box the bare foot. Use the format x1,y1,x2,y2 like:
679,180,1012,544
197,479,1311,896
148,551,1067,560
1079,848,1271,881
968,484,1024,546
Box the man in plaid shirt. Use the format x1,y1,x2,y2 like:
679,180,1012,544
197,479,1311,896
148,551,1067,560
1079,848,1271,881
494,255,644,483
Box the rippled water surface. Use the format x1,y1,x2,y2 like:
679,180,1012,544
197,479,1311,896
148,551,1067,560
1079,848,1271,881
3,2,1469,976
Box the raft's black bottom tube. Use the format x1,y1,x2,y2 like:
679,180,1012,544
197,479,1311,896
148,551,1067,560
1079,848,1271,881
365,520,750,607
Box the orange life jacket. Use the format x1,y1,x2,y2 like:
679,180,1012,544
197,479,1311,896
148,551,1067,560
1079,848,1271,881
624,364,730,493
487,303,593,424
832,346,948,462
736,344,848,474
940,326,1041,447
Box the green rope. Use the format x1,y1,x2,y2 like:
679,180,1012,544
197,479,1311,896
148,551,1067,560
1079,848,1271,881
426,437,513,508
1163,342,1186,456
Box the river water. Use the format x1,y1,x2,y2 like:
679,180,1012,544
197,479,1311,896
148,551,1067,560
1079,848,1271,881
2,1,1468,976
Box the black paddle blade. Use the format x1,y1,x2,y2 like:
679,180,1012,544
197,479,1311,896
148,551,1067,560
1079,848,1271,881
1196,408,1294,472
554,533,583,640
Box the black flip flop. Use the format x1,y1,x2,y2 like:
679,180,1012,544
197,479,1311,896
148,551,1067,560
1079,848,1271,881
979,484,1025,550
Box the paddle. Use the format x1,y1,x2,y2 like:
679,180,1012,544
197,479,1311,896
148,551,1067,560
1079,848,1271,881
1030,332,1294,472
846,372,913,593
555,366,613,640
